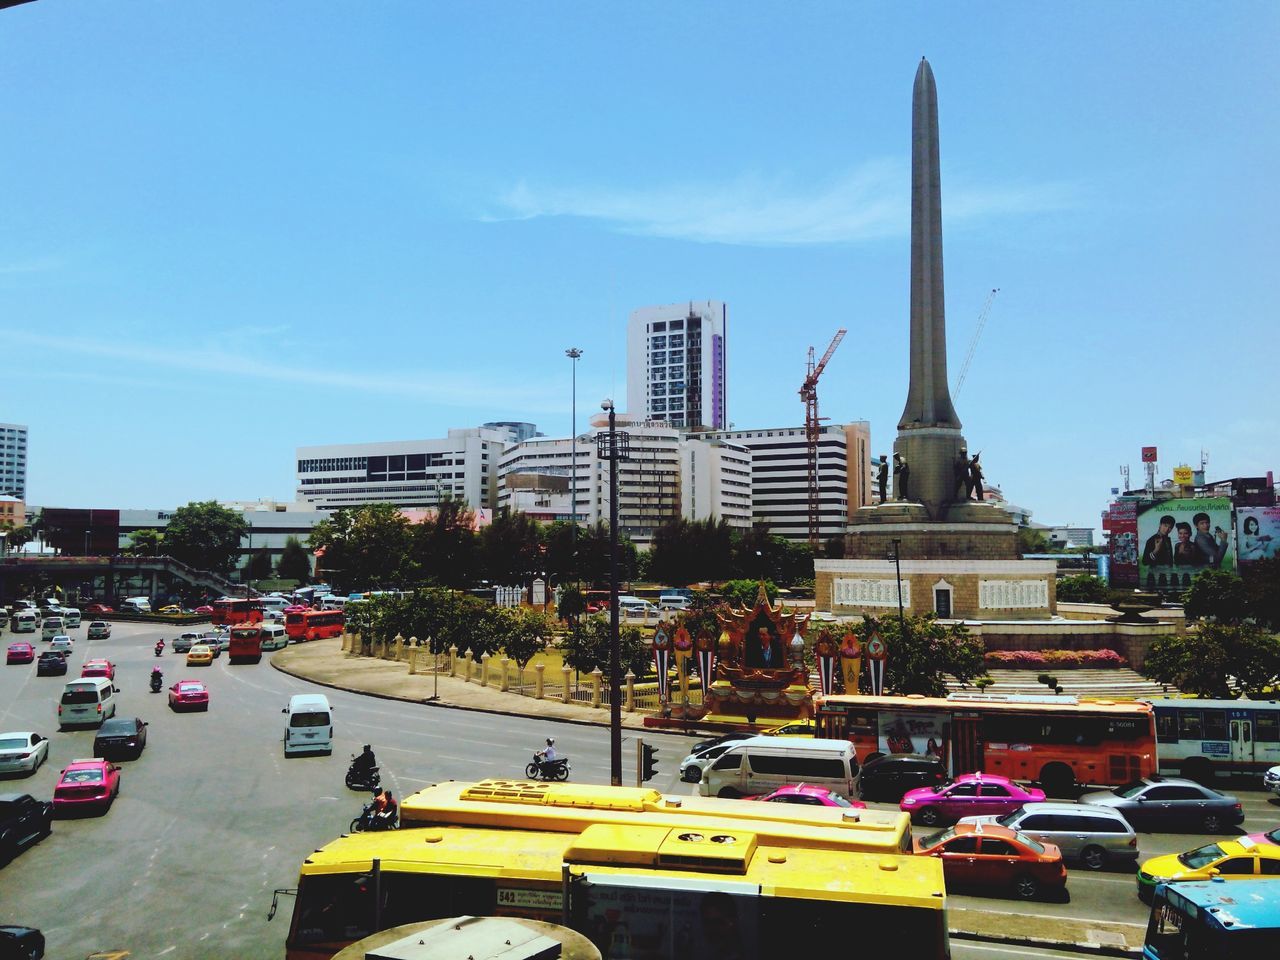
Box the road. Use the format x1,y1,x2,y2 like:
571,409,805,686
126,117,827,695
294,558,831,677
3,620,1278,958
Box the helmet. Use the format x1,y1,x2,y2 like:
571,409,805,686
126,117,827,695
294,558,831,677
363,744,372,752
546,738,555,746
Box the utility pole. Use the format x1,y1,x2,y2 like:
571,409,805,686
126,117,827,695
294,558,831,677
597,399,629,786
566,348,583,581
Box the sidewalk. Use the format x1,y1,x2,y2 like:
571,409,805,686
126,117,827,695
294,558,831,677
273,640,1144,957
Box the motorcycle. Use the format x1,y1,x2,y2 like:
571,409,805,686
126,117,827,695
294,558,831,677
150,671,163,693
345,757,381,792
154,641,165,658
349,799,398,833
525,752,570,782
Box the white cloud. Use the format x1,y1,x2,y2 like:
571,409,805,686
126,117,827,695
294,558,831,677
485,161,1075,246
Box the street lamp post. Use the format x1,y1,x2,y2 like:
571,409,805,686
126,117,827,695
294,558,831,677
889,538,905,633
565,348,582,581
596,399,630,786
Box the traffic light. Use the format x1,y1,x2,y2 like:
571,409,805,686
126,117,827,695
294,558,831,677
641,743,659,782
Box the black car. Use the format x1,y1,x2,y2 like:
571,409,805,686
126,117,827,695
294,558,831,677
34,653,66,677
856,753,948,803
0,794,53,867
92,717,149,761
1080,776,1244,833
0,925,44,960
689,732,755,756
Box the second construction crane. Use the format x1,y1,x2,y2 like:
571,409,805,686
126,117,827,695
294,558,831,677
800,328,847,550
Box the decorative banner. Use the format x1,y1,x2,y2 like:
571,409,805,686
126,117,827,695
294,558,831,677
652,625,671,703
839,630,863,694
672,623,693,662
866,631,887,696
694,629,717,687
814,629,838,696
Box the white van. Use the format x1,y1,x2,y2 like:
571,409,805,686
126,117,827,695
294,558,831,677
282,693,333,756
260,624,289,651
658,594,691,611
697,735,859,800
617,596,658,618
259,596,289,616
58,677,118,729
42,617,66,640
121,597,152,614
62,608,82,628
11,611,37,633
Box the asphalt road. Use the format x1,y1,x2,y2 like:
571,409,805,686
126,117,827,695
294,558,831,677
3,620,1278,958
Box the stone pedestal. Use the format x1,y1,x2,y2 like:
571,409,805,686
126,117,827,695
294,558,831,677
846,500,1020,561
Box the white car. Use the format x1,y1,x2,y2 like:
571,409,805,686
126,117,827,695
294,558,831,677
678,742,744,784
87,621,112,640
49,636,74,656
0,732,50,775
1265,765,1280,796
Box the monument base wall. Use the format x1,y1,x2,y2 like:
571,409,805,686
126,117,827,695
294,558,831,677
845,502,1020,560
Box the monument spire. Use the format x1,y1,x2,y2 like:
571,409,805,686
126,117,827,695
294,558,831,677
898,56,960,431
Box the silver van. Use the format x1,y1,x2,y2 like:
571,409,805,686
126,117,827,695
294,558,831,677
959,801,1139,870
42,617,66,640
62,607,82,628
282,693,333,756
697,735,859,800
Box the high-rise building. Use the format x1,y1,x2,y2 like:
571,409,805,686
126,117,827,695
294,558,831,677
0,423,28,500
702,423,873,543
295,426,511,512
626,301,727,430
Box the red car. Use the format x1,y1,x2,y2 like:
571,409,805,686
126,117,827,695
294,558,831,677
168,679,210,711
84,603,114,615
80,659,116,681
52,758,121,814
6,642,35,665
901,773,1046,826
748,784,867,809
193,605,215,615
914,822,1067,900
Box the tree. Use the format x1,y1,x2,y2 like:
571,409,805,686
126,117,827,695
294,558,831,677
479,510,544,588
126,528,165,557
413,497,478,588
557,584,586,625
1143,623,1280,698
649,518,735,587
863,614,986,697
1242,556,1280,630
721,579,777,607
560,616,649,680
1056,574,1109,603
1017,526,1049,554
247,547,274,582
2,521,33,554
163,501,250,575
308,503,413,592
1183,570,1249,624
504,608,555,668
276,536,313,582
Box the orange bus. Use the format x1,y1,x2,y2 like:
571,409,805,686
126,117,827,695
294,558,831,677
211,598,263,627
815,692,1156,794
284,608,344,643
228,624,263,664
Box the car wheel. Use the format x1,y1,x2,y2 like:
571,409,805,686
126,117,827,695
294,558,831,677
917,807,942,826
0,838,15,868
1081,845,1108,871
1202,813,1222,833
1012,874,1040,900
717,788,741,799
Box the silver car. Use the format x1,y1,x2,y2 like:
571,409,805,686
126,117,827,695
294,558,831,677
958,801,1138,870
1265,765,1280,796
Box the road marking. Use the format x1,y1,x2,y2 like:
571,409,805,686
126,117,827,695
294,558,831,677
1071,875,1138,885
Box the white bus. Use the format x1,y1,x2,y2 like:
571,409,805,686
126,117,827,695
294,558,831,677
1149,697,1280,782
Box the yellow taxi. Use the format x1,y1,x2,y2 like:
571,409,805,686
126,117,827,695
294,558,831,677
186,644,214,666
764,719,817,737
1137,837,1280,902
158,605,183,615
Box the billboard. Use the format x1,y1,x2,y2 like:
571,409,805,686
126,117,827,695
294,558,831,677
878,710,949,765
1237,507,1280,568
1105,500,1139,586
1138,497,1235,592
578,878,759,960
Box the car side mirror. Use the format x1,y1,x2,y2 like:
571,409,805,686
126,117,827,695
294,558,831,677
113,686,120,693
1136,795,1147,802
281,707,288,714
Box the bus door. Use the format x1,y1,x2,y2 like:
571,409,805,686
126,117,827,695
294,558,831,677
1229,711,1254,774
952,713,983,775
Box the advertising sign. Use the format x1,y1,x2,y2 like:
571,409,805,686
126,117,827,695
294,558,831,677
1137,497,1235,592
878,710,948,765
1173,465,1194,485
578,877,759,960
1105,500,1139,586
1236,507,1280,568
1142,446,1158,463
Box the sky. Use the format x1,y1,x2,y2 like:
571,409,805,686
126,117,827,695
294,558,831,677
2,2,1277,535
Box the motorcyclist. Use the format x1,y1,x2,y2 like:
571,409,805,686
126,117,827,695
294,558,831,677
150,666,163,690
535,737,558,775
351,744,377,776
154,639,165,656
371,789,397,827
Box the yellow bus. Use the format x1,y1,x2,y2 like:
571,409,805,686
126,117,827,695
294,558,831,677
282,821,948,959
399,778,914,853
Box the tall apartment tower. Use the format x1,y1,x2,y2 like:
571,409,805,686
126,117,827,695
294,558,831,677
626,301,727,430
0,423,28,499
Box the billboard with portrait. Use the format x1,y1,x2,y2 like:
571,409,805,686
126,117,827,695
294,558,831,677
878,710,949,766
1104,500,1139,586
1236,507,1280,569
1137,497,1235,593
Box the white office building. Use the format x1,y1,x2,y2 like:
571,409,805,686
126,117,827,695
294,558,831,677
498,416,751,549
295,427,510,512
626,301,727,430
1,422,27,500
702,423,873,543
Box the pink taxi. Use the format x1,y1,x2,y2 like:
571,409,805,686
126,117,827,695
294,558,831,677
749,783,867,809
901,772,1045,826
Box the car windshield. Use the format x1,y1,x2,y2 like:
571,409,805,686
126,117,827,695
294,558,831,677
993,811,1022,827
1267,828,1280,844
922,827,957,848
99,721,132,735
1178,843,1226,869
1113,780,1150,798
822,791,855,807
1014,832,1046,854
62,769,104,784
0,738,28,750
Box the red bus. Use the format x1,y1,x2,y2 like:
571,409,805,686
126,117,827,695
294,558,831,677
284,608,345,643
228,625,263,664
211,598,263,627
815,693,1157,793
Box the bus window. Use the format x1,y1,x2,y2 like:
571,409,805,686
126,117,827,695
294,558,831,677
1256,714,1279,743
1202,710,1228,741
1179,711,1203,740
1156,712,1179,744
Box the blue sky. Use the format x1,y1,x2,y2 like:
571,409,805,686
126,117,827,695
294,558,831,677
3,2,1276,535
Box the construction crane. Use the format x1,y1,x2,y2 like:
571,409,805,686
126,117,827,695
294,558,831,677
800,328,847,550
954,288,999,397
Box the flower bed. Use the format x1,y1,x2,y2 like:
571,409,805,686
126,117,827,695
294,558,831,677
984,648,1129,669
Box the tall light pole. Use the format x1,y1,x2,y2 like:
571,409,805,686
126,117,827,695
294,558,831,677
565,348,582,581
597,399,629,786
889,538,905,633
